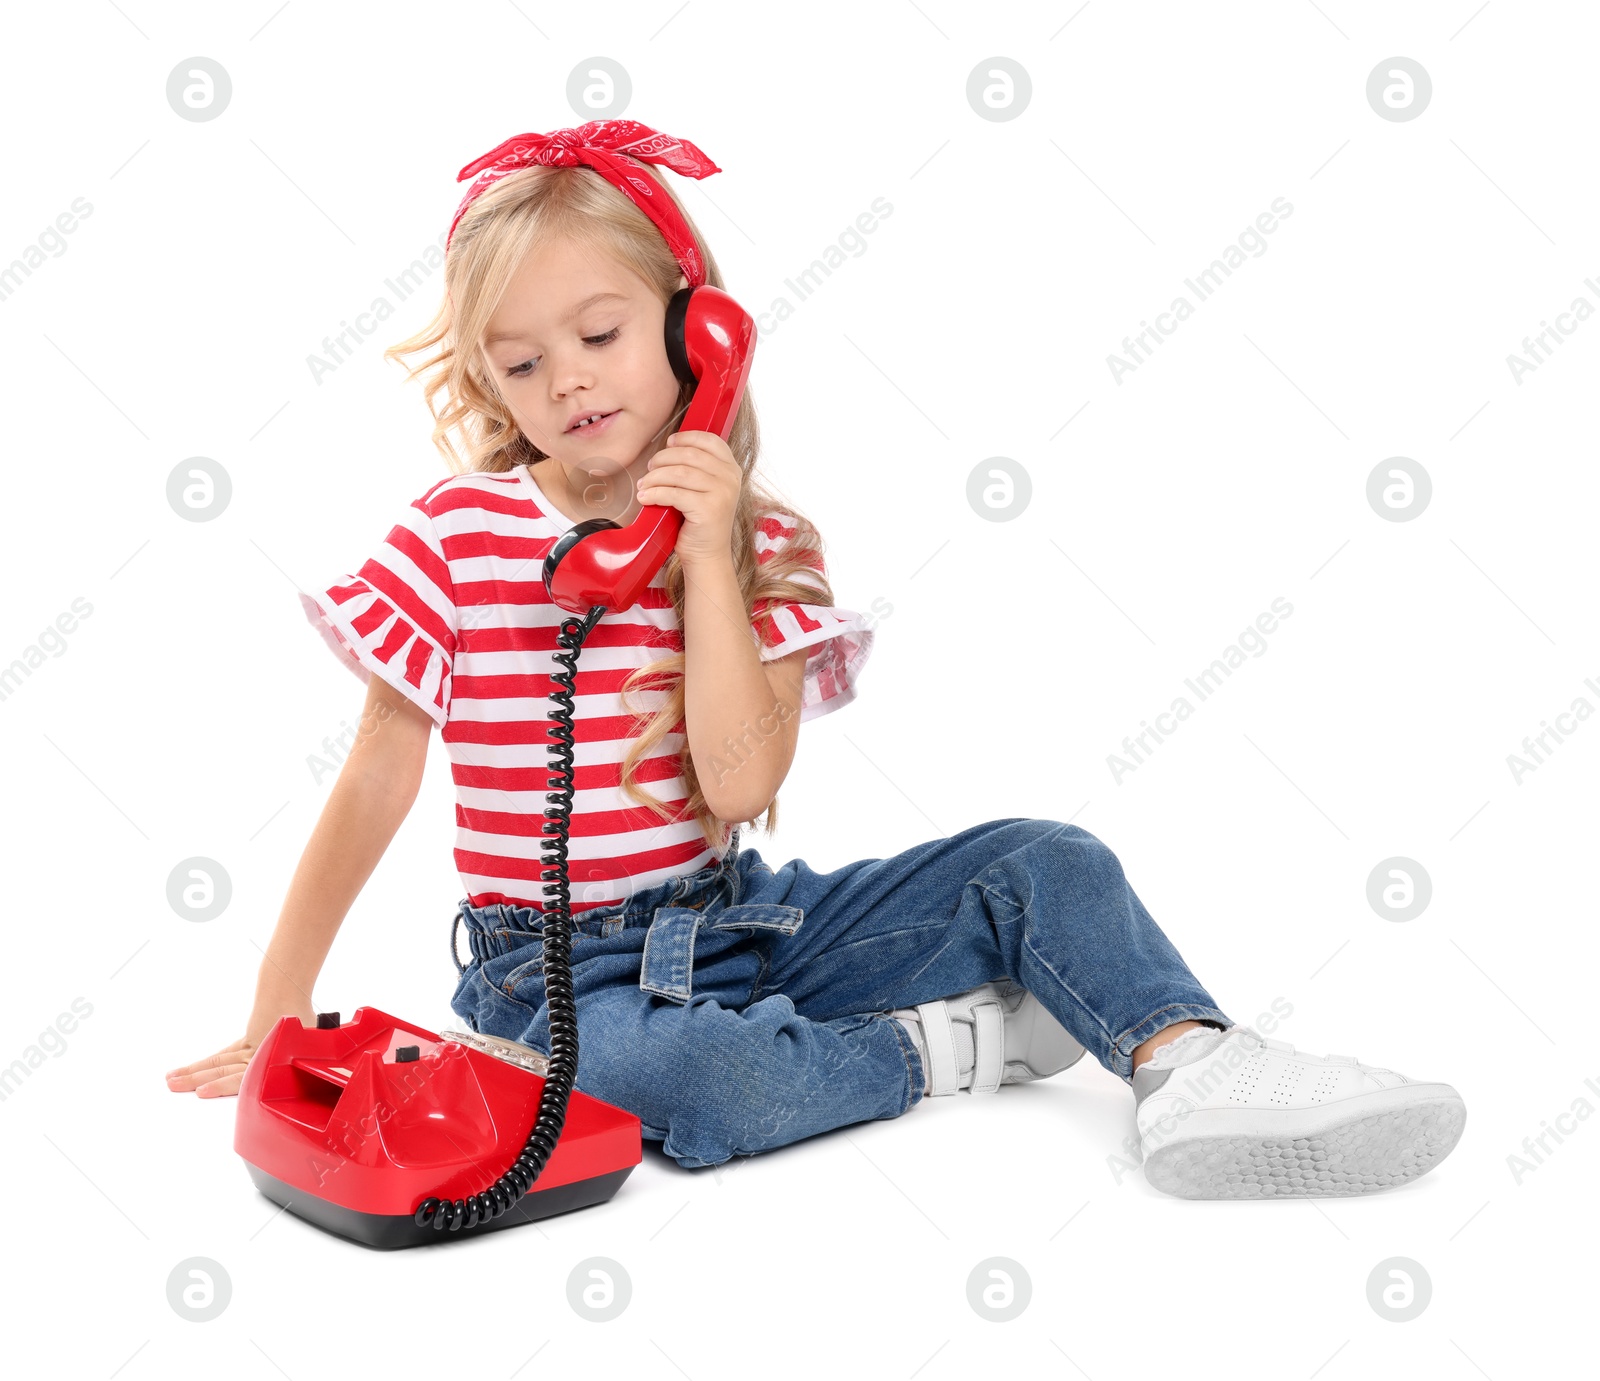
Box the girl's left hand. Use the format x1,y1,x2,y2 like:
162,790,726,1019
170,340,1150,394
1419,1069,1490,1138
636,430,742,567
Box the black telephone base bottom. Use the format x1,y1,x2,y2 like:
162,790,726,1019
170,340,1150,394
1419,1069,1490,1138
243,1162,636,1251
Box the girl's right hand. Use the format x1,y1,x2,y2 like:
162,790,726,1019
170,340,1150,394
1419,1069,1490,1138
164,1001,317,1098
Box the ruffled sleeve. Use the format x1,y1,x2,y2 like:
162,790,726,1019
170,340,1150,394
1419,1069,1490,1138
749,512,874,722
299,493,457,728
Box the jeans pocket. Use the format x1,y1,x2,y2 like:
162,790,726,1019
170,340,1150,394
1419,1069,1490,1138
637,900,800,1006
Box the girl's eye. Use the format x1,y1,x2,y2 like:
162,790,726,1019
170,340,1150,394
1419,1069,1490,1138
505,327,620,378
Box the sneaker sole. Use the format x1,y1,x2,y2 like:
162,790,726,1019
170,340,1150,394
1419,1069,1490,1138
1142,1085,1467,1199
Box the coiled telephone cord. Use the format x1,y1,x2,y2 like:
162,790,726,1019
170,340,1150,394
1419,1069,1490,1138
414,603,606,1232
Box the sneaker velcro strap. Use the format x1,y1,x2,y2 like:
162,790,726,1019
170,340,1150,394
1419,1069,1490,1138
917,1000,961,1095
971,999,1003,1093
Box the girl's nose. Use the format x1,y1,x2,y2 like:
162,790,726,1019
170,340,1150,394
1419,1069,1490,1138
550,357,596,401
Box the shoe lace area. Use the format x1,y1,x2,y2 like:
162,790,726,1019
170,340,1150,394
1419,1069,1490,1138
1229,1025,1296,1056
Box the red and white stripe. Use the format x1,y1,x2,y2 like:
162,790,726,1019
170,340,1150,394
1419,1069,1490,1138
300,465,873,912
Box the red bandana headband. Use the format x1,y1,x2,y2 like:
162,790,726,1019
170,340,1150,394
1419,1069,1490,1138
447,119,721,287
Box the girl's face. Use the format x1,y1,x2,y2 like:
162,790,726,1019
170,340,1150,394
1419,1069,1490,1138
481,237,687,488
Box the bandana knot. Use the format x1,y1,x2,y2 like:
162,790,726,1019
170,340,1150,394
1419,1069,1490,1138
447,118,721,286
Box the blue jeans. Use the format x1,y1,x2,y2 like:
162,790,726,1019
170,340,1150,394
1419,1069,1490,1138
448,817,1233,1169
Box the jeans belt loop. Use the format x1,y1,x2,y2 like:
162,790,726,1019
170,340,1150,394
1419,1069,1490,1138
450,907,467,976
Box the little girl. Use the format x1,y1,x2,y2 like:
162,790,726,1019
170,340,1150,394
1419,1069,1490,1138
167,119,1466,1200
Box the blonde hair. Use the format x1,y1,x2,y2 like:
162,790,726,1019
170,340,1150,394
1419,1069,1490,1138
383,160,831,849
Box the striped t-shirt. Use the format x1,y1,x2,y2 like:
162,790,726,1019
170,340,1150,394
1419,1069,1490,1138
299,463,873,913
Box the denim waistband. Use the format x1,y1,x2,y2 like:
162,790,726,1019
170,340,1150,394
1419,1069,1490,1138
450,828,743,973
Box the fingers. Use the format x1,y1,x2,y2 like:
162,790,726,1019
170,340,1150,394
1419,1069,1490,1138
636,484,707,510
166,1044,254,1094
654,439,732,472
166,1056,240,1088
638,450,716,498
645,457,713,484
637,489,727,521
196,1069,248,1098
173,1062,248,1094
166,1060,250,1095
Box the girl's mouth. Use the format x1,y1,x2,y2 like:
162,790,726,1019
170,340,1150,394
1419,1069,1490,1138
567,410,620,437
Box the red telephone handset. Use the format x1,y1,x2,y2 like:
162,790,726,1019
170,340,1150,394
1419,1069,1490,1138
542,285,756,614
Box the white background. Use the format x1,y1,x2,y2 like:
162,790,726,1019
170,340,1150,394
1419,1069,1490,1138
1,1,1593,1376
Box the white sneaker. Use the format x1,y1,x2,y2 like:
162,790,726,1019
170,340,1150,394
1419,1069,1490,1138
893,980,1087,1095
1132,1024,1467,1198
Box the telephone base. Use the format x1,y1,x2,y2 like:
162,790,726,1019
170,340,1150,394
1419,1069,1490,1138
243,1162,636,1251
234,1006,643,1250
